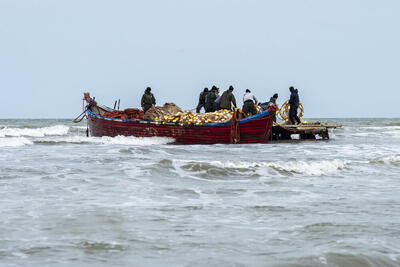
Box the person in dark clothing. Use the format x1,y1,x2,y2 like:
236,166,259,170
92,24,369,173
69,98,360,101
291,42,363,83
288,87,301,124
141,87,156,113
213,87,221,111
196,88,209,113
270,93,278,104
242,89,258,115
205,86,218,113
259,93,278,111
219,86,237,111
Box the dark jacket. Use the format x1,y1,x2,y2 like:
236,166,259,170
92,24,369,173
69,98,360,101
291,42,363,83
219,90,237,110
259,97,276,111
199,91,207,105
205,91,217,111
289,90,299,107
141,92,156,111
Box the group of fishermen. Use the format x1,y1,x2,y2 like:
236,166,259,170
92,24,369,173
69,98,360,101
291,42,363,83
141,85,302,125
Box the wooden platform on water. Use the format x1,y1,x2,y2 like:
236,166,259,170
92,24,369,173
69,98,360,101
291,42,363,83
272,122,340,140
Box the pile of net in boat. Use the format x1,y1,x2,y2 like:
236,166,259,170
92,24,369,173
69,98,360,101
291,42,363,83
154,110,233,125
143,103,183,121
144,103,233,125
103,108,144,119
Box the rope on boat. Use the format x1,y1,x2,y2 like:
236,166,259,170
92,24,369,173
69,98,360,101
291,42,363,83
230,109,241,144
73,107,88,123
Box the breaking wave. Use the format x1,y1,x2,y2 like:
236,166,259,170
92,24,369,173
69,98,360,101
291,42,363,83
35,135,175,146
0,125,69,137
171,158,350,177
0,137,33,147
370,155,400,165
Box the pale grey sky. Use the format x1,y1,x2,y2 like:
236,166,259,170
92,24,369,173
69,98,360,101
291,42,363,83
0,0,399,118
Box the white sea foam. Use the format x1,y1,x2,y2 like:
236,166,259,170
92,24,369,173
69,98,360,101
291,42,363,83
0,137,33,147
36,135,175,145
173,159,350,176
0,125,69,137
71,126,88,130
266,159,349,176
371,155,400,164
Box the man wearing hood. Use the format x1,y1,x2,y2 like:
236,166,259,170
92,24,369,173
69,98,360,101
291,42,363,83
219,86,237,111
141,87,156,113
288,87,301,124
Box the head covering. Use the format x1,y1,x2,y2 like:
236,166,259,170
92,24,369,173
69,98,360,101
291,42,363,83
145,87,151,92
211,85,217,91
229,85,234,91
273,93,278,99
203,87,209,92
246,89,251,93
289,86,294,92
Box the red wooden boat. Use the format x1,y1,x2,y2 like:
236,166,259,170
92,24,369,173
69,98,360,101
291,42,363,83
83,94,274,145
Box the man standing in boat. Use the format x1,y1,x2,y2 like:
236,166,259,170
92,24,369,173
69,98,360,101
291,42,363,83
219,86,237,111
141,87,156,113
289,86,301,124
196,87,209,113
242,89,258,115
205,86,218,112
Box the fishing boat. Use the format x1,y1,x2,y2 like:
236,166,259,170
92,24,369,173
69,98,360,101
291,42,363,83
81,93,274,145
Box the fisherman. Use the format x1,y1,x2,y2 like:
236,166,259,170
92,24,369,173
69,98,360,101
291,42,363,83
242,89,258,115
205,86,218,112
196,87,209,113
141,87,156,113
213,87,221,111
289,87,301,124
259,93,278,111
219,86,237,111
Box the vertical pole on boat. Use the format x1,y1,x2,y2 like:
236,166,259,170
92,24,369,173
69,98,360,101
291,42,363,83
113,101,117,110
117,99,120,110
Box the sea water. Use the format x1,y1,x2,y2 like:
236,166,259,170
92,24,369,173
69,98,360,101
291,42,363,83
0,118,399,266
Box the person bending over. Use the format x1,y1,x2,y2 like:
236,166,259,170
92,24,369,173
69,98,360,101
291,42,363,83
242,89,258,116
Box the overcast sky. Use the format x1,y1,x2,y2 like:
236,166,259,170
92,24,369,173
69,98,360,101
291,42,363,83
0,0,399,118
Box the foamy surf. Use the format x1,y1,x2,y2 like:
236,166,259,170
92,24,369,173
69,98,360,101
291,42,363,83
35,135,175,145
172,158,350,177
0,137,33,147
370,155,400,165
0,125,69,137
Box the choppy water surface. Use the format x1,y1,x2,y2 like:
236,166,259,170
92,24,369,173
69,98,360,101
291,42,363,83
1,118,399,266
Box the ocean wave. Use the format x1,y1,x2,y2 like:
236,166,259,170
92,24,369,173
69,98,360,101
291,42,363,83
0,125,69,137
34,135,175,145
71,126,88,130
172,159,349,177
0,137,33,147
287,252,399,267
266,159,349,175
370,155,400,165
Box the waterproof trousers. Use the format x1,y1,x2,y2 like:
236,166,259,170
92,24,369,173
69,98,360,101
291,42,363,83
242,101,257,116
289,105,301,124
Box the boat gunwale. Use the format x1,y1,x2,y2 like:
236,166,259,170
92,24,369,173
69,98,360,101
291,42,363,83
87,106,271,127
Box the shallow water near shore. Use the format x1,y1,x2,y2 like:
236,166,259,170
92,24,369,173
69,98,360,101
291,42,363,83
1,118,400,266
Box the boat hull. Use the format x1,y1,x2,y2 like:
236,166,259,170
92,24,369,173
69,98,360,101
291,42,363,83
87,110,273,145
